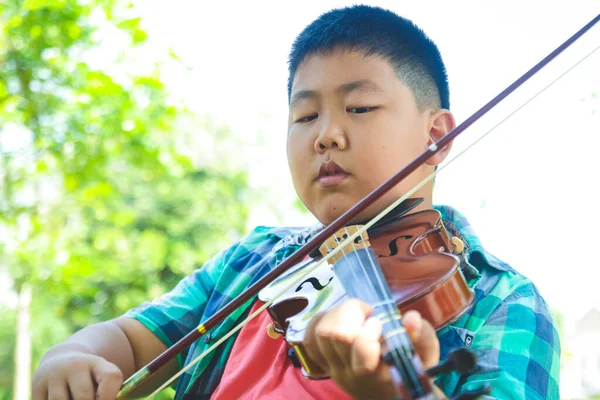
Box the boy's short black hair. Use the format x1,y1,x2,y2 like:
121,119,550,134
287,5,450,111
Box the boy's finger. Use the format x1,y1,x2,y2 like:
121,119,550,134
402,310,439,369
326,299,373,367
350,316,383,375
93,361,124,400
402,310,422,341
304,312,330,368
32,380,48,400
47,381,69,400
67,370,95,400
314,312,349,368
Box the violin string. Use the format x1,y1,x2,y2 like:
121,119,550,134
338,227,417,390
355,227,423,394
343,225,424,395
144,42,600,399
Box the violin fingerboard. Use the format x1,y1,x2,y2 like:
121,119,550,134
333,248,431,399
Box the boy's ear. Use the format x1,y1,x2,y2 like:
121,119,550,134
425,109,455,167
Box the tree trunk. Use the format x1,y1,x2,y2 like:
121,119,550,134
13,283,32,400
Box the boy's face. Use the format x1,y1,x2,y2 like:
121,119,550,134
287,50,453,225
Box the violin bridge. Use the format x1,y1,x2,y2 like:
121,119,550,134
318,225,371,264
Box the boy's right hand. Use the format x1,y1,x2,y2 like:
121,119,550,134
33,318,177,400
32,351,124,400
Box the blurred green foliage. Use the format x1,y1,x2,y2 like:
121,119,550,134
0,0,253,398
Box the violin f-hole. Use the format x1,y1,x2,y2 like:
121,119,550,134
378,235,413,257
295,276,334,292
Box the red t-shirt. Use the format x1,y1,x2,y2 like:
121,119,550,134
210,300,353,399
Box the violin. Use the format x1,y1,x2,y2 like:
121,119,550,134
116,13,600,400
260,197,482,399
261,198,474,377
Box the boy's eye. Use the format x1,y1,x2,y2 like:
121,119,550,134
296,114,318,123
348,107,377,114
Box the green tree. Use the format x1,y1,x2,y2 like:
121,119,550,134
0,1,252,399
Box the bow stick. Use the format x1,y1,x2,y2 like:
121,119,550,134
117,13,600,399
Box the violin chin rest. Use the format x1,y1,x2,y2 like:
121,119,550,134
426,348,477,377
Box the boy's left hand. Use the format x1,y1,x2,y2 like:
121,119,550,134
303,298,441,400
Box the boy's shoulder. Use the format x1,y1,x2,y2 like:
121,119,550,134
234,224,321,247
435,203,535,296
435,205,560,399
204,223,323,280
435,203,557,334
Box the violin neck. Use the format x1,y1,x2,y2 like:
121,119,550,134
333,247,434,399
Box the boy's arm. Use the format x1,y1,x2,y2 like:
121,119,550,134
114,317,180,396
33,317,178,399
34,227,272,399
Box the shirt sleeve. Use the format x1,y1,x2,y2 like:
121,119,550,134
122,242,232,368
455,284,561,399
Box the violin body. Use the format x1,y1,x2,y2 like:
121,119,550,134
259,207,475,379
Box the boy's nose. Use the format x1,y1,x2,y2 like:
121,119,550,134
314,124,347,153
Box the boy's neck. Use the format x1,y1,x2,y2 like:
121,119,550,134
409,182,434,213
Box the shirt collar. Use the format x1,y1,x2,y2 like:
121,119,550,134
434,204,511,274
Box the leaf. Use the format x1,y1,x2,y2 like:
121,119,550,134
116,17,147,45
64,174,78,191
0,81,8,98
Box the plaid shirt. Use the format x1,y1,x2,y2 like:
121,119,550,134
125,205,560,399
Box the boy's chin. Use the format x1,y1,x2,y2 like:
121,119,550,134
315,197,407,227
314,208,346,227
315,206,378,227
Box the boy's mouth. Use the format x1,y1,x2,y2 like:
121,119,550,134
317,161,349,187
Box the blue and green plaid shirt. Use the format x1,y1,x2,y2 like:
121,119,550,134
125,205,560,399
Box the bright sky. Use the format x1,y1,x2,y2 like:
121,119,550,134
131,0,600,330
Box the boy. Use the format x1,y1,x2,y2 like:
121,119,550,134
32,5,560,399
